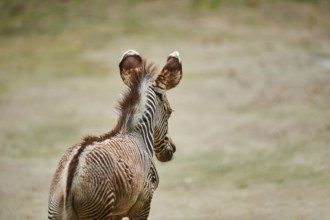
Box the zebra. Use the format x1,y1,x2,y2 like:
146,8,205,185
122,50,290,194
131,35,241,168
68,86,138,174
48,50,182,220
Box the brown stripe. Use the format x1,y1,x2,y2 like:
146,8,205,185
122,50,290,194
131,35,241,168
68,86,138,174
65,144,88,203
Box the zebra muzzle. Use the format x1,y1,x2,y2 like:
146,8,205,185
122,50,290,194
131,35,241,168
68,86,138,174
156,138,176,162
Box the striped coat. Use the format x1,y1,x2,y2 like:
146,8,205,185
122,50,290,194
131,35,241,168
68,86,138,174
48,50,182,220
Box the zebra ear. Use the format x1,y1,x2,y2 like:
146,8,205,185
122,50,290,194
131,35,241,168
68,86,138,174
119,50,143,86
154,51,182,90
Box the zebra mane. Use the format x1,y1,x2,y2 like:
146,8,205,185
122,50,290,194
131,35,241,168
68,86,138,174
80,61,158,148
116,61,158,133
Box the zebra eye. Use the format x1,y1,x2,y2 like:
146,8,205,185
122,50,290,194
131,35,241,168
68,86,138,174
154,91,163,101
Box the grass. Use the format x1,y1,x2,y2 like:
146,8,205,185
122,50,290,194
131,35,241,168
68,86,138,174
160,145,330,190
1,0,330,219
153,147,330,219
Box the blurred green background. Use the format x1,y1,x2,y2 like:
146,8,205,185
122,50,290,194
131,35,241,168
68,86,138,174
1,0,330,219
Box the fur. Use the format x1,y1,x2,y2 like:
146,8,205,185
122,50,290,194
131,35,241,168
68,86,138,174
65,61,159,203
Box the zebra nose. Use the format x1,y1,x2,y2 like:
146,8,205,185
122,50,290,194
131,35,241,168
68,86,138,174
164,146,173,160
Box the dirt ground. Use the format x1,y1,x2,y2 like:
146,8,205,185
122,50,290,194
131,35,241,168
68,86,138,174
1,1,330,219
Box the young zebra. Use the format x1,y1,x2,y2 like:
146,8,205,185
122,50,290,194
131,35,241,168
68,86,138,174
48,50,182,220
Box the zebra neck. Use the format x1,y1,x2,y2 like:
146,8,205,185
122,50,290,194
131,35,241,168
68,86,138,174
135,88,157,157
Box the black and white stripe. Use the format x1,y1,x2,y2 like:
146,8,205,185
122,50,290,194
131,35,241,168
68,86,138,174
48,51,179,220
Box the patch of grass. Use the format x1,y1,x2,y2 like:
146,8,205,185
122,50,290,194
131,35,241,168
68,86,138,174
0,119,82,158
294,0,319,3
190,0,222,10
0,34,111,95
160,146,330,191
0,0,111,36
236,181,249,189
0,81,9,99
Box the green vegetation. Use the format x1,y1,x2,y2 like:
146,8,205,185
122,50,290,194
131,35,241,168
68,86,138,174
0,1,330,219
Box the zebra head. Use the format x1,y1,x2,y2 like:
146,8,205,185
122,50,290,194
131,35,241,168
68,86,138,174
119,50,182,162
152,51,182,162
